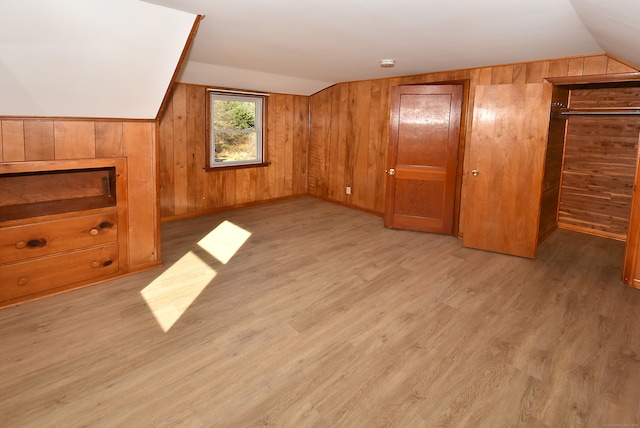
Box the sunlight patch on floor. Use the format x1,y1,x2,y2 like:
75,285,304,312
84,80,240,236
141,220,252,332
197,220,252,264
141,251,216,332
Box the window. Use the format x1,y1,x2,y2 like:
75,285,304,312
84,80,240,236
207,91,266,169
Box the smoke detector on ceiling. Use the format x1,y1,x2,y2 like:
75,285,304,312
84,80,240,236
380,59,395,68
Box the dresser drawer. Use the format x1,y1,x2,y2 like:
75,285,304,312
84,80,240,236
0,243,119,302
0,210,117,265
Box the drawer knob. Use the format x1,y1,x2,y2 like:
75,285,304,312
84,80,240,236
15,241,26,249
91,261,101,268
17,277,28,286
90,228,99,236
27,239,47,248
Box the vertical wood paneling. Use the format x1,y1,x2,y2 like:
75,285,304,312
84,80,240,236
526,62,549,83
124,122,158,268
352,80,371,208
308,54,639,218
607,57,638,74
548,59,570,78
477,68,493,85
344,82,358,197
294,96,309,195
2,120,25,162
328,84,347,202
308,89,329,197
223,170,237,207
24,120,54,161
95,122,124,158
186,85,201,212
491,65,513,84
568,57,585,76
558,116,640,239
583,55,609,75
159,95,176,218
275,94,288,198
0,121,3,161
375,79,391,213
264,95,278,200
157,85,309,220
512,64,527,84
366,80,382,210
172,84,189,216
235,168,254,204
283,94,294,198
54,121,96,159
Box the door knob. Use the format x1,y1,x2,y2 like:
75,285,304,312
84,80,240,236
387,168,396,176
471,169,479,177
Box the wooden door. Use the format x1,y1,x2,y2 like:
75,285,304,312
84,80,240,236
384,84,463,234
463,83,552,258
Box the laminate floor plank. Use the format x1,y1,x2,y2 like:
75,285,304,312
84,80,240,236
1,197,639,427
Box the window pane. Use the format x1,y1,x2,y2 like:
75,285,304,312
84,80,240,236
214,132,257,163
208,92,264,168
213,100,256,131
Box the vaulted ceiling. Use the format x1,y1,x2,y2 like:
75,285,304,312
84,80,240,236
147,0,640,94
1,0,639,119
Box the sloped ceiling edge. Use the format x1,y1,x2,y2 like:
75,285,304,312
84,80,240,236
570,0,640,71
0,0,198,119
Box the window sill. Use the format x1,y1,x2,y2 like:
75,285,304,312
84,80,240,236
204,162,271,172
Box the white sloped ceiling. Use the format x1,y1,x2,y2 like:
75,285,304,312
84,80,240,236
146,0,607,95
0,0,197,119
570,0,640,69
1,1,639,119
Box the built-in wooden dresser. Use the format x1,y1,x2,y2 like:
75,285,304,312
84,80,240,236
0,158,128,307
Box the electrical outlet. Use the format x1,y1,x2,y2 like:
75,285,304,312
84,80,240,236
346,186,352,195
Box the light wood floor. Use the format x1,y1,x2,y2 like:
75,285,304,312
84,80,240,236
1,197,640,427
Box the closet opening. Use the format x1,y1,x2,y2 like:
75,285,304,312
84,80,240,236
542,73,640,287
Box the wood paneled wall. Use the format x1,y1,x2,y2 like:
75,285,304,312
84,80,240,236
309,55,638,233
0,118,159,271
158,83,309,220
558,115,640,240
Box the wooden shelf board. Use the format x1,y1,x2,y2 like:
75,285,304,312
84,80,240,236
0,196,116,224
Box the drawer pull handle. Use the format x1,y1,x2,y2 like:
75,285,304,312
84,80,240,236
90,228,99,236
27,239,47,248
91,260,113,268
15,241,26,249
17,277,28,286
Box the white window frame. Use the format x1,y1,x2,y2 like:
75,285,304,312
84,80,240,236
208,90,266,169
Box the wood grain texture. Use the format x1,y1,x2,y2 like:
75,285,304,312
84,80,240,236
558,116,640,239
308,55,637,225
570,86,640,109
124,122,158,269
2,120,25,162
463,83,552,258
95,122,124,158
54,121,96,159
24,120,54,161
385,85,463,234
0,117,157,276
1,198,638,426
157,83,309,220
539,87,570,243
